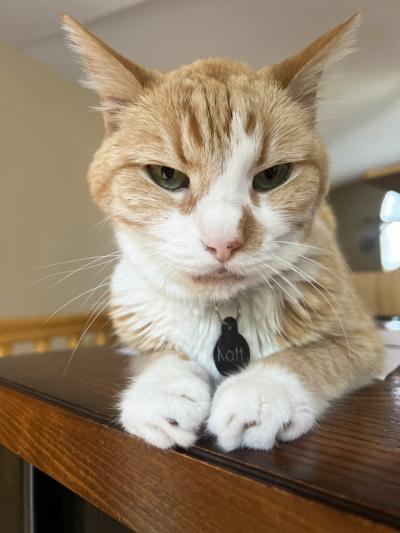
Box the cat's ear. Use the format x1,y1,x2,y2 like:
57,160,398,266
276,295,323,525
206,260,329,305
265,14,360,120
62,15,161,132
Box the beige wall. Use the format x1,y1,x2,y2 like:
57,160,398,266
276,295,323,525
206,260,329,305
0,42,113,317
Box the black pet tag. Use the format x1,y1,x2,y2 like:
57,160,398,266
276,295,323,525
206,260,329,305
213,316,250,376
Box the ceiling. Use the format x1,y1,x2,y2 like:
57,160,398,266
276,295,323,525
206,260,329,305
0,0,147,48
1,0,399,186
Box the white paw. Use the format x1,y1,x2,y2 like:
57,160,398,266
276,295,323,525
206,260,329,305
207,364,318,451
119,354,211,449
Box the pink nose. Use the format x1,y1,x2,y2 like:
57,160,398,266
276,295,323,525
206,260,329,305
202,238,242,262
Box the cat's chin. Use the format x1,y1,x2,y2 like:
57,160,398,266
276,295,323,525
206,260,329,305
191,267,244,284
184,267,249,301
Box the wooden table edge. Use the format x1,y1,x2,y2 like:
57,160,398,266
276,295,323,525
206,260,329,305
0,381,397,532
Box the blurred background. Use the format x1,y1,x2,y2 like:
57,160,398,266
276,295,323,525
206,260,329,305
0,0,399,324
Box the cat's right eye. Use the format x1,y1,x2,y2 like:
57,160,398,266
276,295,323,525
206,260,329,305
147,165,189,191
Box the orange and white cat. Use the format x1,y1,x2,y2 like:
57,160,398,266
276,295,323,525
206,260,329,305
64,14,383,451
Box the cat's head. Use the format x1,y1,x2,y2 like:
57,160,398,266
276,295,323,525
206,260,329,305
64,15,358,302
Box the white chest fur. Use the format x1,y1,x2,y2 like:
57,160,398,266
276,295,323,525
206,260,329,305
111,259,281,380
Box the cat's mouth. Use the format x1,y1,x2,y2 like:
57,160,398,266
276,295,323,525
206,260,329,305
191,267,244,284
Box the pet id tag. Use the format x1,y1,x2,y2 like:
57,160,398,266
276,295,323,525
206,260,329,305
213,312,250,376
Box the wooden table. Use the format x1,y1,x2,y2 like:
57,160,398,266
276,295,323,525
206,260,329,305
0,347,399,532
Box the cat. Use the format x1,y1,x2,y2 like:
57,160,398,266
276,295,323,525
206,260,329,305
63,14,383,451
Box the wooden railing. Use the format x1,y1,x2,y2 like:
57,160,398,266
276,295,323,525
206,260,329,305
0,313,111,357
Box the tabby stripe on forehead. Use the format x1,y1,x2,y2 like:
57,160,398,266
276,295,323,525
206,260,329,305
187,108,204,147
256,131,269,168
245,111,257,136
202,85,214,140
171,121,188,166
224,86,233,135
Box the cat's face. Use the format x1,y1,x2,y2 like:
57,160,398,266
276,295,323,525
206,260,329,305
91,65,327,301
64,15,357,301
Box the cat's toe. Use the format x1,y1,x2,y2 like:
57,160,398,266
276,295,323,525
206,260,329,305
277,403,316,442
208,364,318,451
120,395,208,449
123,421,175,449
119,365,212,449
208,389,286,452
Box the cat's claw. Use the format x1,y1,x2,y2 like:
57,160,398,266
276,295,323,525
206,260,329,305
119,355,211,449
207,364,318,451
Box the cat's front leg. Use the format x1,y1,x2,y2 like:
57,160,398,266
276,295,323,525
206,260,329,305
119,353,211,449
207,363,319,451
208,335,383,451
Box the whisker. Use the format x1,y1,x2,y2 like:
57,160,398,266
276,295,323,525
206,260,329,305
270,254,353,384
44,281,110,324
32,256,118,288
260,267,298,306
81,273,112,308
62,294,110,376
36,251,119,270
46,256,118,289
272,241,333,255
92,259,116,281
90,215,111,232
263,262,312,325
256,269,282,305
294,254,345,285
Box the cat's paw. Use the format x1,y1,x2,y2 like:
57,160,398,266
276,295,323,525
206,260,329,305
207,364,318,451
119,355,211,449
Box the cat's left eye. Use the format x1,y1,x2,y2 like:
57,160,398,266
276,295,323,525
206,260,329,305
252,163,292,192
147,165,189,191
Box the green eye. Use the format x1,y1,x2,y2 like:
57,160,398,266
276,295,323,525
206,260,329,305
147,165,189,191
252,163,292,192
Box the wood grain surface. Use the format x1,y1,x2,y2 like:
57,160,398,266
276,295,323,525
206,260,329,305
0,347,399,532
